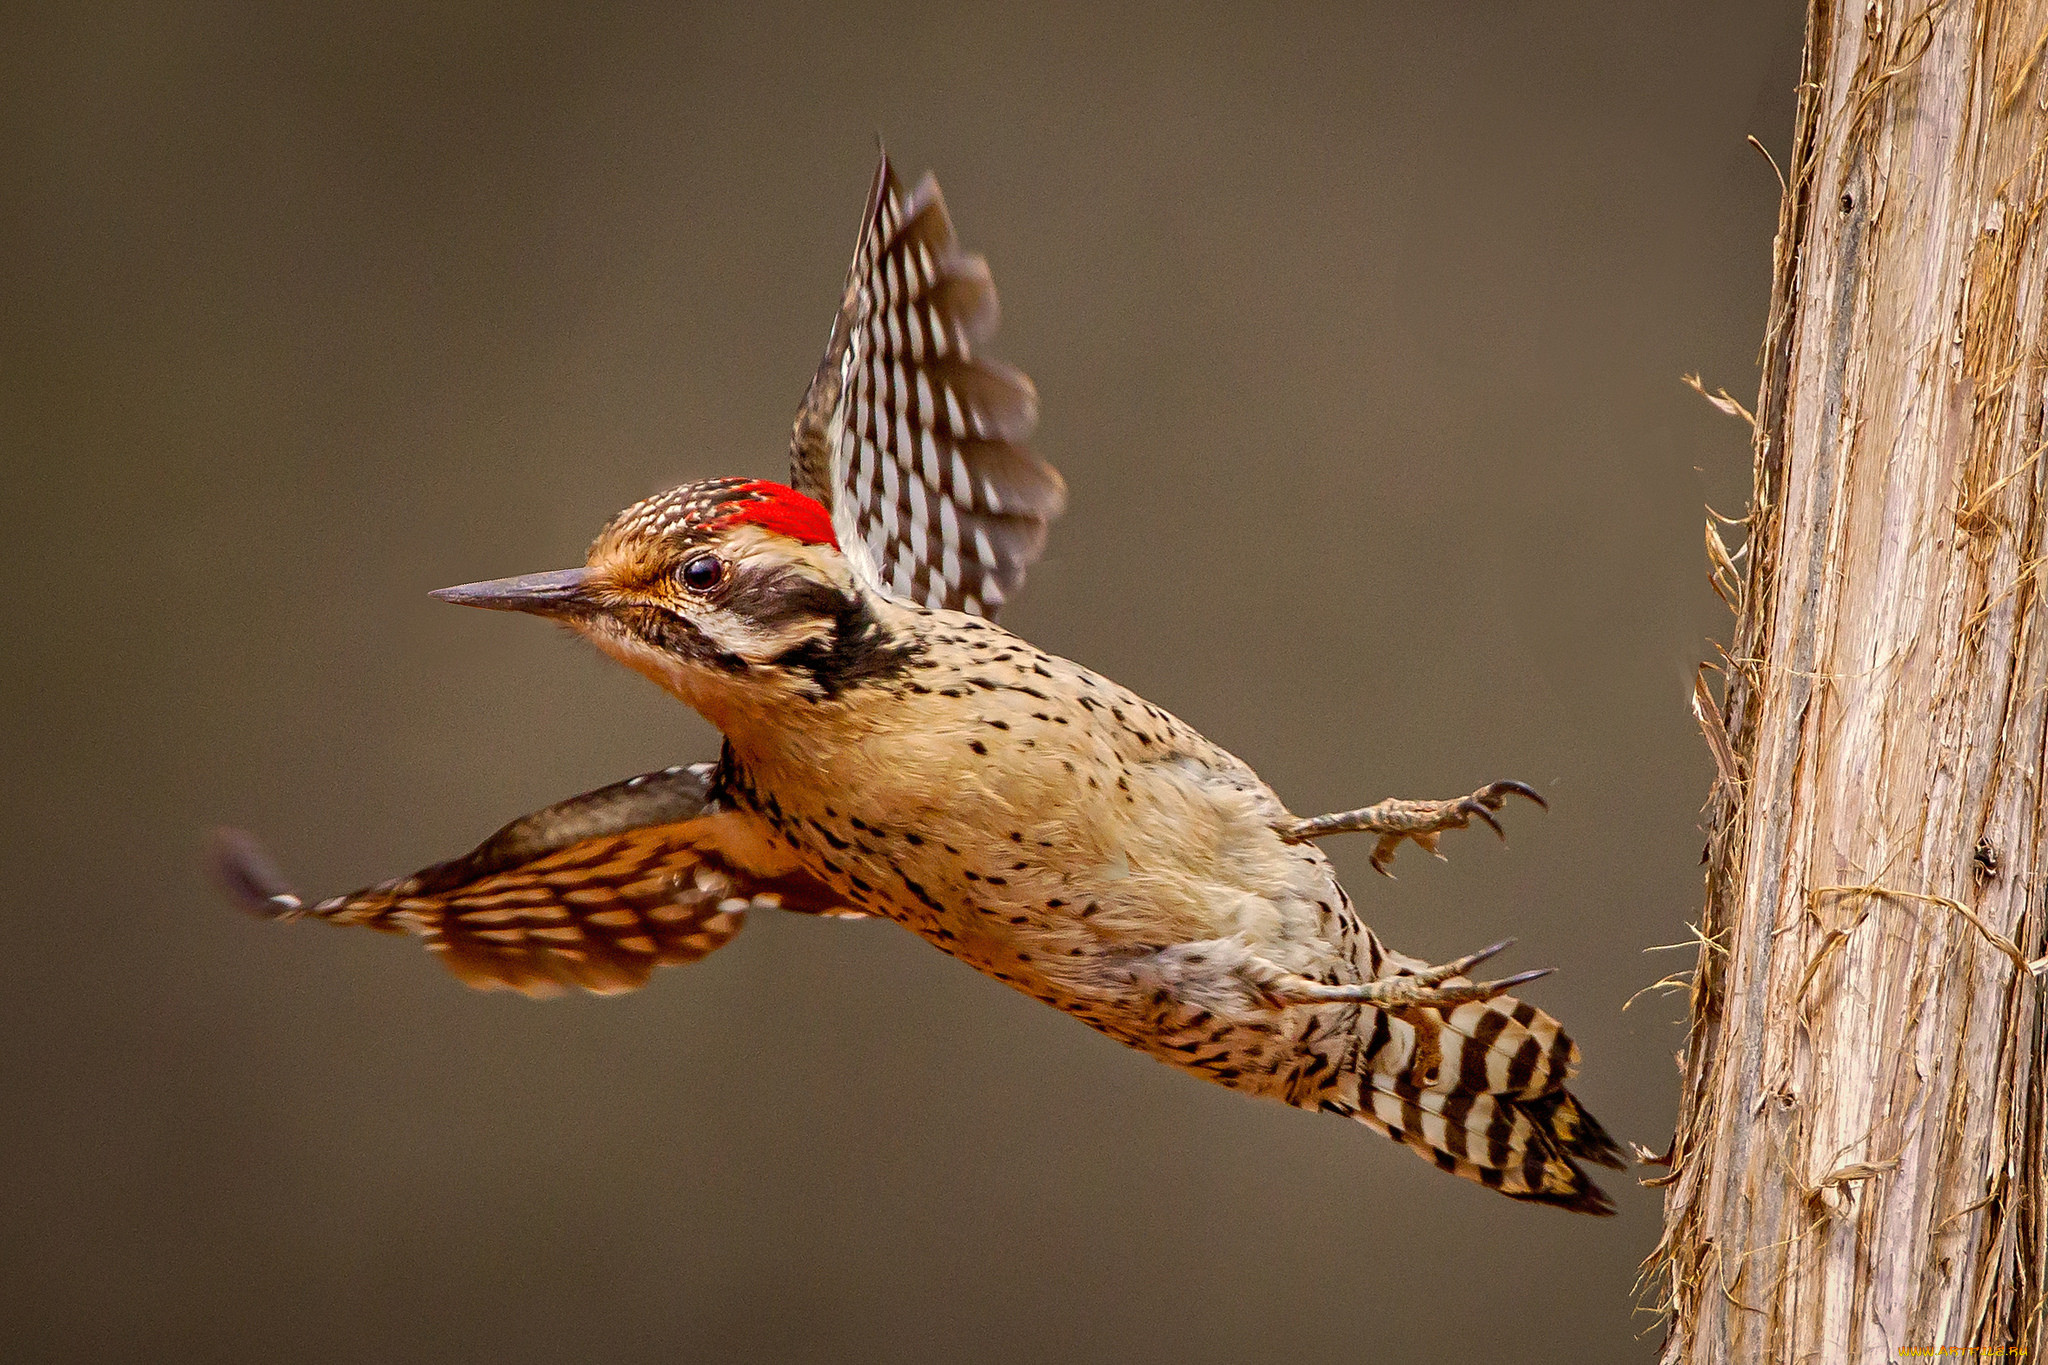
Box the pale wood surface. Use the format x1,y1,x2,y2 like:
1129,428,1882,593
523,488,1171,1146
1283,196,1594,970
1654,3,2048,1361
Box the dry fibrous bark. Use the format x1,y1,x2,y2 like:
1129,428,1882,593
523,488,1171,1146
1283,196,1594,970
1651,2,2048,1361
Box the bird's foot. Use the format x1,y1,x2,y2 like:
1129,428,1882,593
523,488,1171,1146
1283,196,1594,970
1274,780,1546,875
1244,938,1554,1012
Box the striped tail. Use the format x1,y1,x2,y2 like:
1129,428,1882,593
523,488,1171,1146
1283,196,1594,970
1326,981,1626,1214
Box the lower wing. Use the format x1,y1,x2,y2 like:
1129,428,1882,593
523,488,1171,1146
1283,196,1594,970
211,762,853,997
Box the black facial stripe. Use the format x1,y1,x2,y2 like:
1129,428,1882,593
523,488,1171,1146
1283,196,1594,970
619,604,746,673
771,614,917,696
617,564,912,696
747,579,916,696
719,563,850,632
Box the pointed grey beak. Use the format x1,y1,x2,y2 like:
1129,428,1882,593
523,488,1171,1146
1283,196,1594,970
430,567,596,616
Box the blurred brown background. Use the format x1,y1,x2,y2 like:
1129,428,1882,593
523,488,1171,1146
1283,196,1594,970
3,4,1799,1361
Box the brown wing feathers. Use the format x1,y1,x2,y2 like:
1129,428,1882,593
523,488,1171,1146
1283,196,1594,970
790,154,1065,618
211,764,841,997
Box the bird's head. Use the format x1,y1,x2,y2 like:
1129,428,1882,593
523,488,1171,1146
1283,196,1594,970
433,479,909,731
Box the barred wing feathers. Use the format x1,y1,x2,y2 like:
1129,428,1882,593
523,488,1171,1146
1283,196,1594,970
790,154,1065,618
212,763,850,997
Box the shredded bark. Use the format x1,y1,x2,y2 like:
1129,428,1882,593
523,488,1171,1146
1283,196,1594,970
1647,3,2048,1359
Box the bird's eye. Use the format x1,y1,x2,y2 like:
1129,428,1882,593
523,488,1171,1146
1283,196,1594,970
678,554,726,593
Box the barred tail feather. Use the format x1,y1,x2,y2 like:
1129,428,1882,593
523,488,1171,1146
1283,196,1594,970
1521,1088,1627,1171
1333,985,1625,1215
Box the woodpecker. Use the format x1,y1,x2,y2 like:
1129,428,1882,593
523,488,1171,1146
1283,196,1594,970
215,155,1625,1213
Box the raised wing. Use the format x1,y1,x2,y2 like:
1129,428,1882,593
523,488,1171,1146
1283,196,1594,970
790,154,1066,618
212,763,850,997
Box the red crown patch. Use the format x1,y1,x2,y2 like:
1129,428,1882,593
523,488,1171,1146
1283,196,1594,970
707,481,838,547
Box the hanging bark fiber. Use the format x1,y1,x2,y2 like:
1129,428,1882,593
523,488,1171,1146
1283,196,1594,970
1651,2,2048,1361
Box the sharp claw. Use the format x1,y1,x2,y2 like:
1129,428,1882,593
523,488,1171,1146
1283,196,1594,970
1448,937,1517,975
1469,805,1506,838
1405,940,1516,986
208,827,306,920
1484,966,1555,995
1487,780,1548,810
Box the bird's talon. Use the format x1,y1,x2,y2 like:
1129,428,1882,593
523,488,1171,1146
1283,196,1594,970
1480,966,1555,997
1485,780,1548,810
1412,937,1516,985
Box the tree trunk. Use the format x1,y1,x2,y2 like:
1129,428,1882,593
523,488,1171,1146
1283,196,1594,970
1652,3,2048,1361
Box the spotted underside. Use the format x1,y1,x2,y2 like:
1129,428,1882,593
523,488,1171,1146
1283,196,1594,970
212,764,849,996
789,154,1066,618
